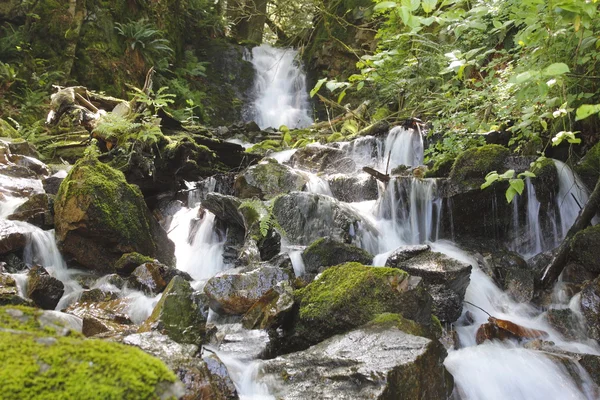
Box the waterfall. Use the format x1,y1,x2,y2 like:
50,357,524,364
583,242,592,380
381,126,424,169
510,160,592,258
247,45,313,130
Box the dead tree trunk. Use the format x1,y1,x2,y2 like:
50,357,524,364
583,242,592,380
541,176,600,289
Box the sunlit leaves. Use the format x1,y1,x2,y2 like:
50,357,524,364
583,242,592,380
551,131,581,146
310,78,327,98
422,0,437,13
575,104,600,121
374,1,397,11
542,63,570,76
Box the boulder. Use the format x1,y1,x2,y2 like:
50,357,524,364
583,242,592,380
42,170,68,195
54,155,175,272
234,159,308,200
139,276,208,345
66,297,133,337
114,252,155,276
242,281,295,330
202,193,246,265
272,192,373,246
302,236,373,276
545,308,586,341
0,252,27,273
129,261,192,295
327,173,378,202
124,332,238,400
570,225,600,274
0,305,184,399
7,193,54,229
291,263,432,348
256,228,281,261
78,288,119,303
204,265,294,315
0,220,30,256
385,248,471,322
289,144,349,173
579,277,600,342
260,322,453,399
27,266,64,310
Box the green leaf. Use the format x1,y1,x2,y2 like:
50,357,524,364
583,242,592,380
518,171,536,178
337,88,348,104
283,131,292,145
575,104,600,121
401,0,420,11
279,124,289,132
357,81,365,91
505,186,518,203
542,63,570,77
509,178,525,195
512,70,539,84
481,172,499,189
499,169,515,179
310,78,327,98
374,1,397,11
422,0,437,13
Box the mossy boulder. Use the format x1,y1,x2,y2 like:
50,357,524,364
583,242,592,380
570,225,600,273
54,155,175,272
302,237,373,277
531,158,559,207
449,144,510,188
0,305,183,399
139,276,208,345
576,141,600,188
234,159,308,200
293,263,432,347
128,261,192,295
241,281,295,330
115,252,156,276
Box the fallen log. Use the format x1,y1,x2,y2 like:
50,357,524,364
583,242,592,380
362,166,390,183
540,176,600,289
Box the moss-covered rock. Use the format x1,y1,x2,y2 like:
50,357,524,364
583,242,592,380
139,276,207,345
576,141,600,187
301,236,373,277
235,159,308,200
531,157,559,206
0,305,183,399
115,252,156,276
293,263,432,347
449,144,510,188
54,154,175,272
570,225,600,273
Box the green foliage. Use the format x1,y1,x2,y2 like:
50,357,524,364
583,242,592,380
115,19,174,70
238,199,284,239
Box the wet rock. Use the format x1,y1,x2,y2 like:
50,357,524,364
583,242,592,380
302,236,373,276
42,170,68,195
545,308,585,341
449,144,511,189
579,277,600,342
0,273,31,306
289,144,348,173
0,252,27,273
11,154,50,177
54,155,175,273
139,276,208,345
327,173,378,202
66,297,133,337
27,265,64,310
202,193,245,265
570,225,600,274
481,250,534,302
242,281,295,330
256,228,280,261
0,220,30,256
7,193,54,229
0,171,44,198
0,138,39,158
562,263,597,286
123,332,238,400
234,159,308,200
504,268,535,303
204,265,294,315
0,305,183,399
385,248,471,322
289,263,432,349
78,288,119,303
129,261,193,295
114,252,155,276
272,191,374,246
260,323,453,399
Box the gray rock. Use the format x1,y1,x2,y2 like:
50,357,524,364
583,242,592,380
289,144,350,173
139,276,208,345
579,277,600,342
27,265,64,310
327,173,378,202
272,191,375,246
242,281,295,330
302,236,373,276
129,261,192,295
260,324,453,399
7,193,54,229
386,248,471,322
234,159,308,200
204,265,294,315
0,220,30,256
545,308,586,341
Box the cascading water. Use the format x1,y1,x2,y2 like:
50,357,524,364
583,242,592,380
247,45,313,130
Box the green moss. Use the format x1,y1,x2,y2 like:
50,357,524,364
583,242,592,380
430,315,443,338
424,157,455,178
295,263,408,342
115,252,155,275
0,306,44,332
576,141,600,182
246,140,283,155
302,237,373,274
449,144,510,186
0,118,20,138
56,154,152,246
570,225,600,273
369,313,425,336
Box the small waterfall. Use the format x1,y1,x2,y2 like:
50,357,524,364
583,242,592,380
302,171,333,196
436,240,599,399
247,45,313,130
381,126,424,169
511,160,591,258
22,225,83,310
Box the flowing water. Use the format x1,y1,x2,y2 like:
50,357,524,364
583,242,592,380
247,45,313,130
